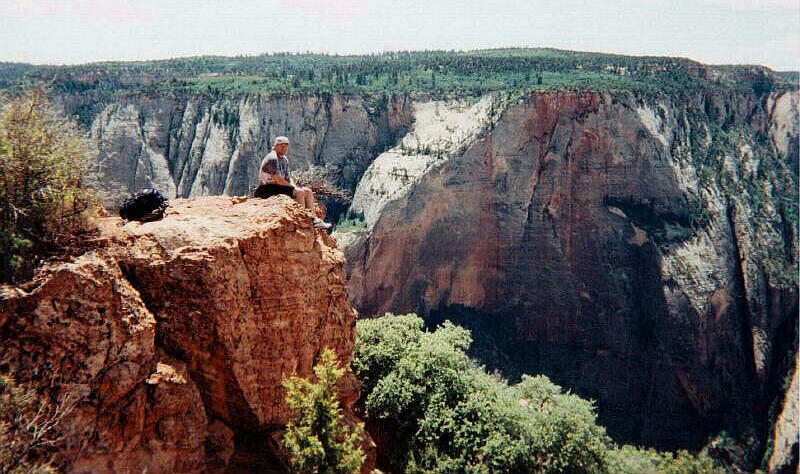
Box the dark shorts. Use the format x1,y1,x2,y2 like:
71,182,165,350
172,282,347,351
254,183,294,199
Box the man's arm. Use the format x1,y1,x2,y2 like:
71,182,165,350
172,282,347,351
260,156,291,186
272,174,292,187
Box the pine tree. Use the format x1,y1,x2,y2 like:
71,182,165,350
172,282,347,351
282,349,365,474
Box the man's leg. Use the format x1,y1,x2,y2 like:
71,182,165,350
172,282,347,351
291,187,306,207
301,187,330,228
303,188,317,211
295,187,314,211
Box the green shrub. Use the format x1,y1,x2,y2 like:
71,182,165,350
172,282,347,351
0,87,98,283
511,375,611,472
334,216,368,233
607,445,722,474
282,348,366,474
0,230,31,281
334,208,367,233
354,314,725,474
354,314,611,474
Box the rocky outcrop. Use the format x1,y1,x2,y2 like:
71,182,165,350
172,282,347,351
1,196,367,473
337,89,799,449
53,92,412,204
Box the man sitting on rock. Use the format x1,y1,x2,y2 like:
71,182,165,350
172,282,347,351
255,136,331,229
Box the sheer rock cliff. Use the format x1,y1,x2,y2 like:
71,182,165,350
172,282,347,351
768,351,799,474
54,92,412,203
338,89,799,451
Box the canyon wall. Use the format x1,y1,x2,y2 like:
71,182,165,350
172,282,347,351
53,92,412,203
768,351,799,474
338,89,799,450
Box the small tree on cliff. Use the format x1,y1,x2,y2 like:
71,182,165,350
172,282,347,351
282,348,365,474
0,87,99,283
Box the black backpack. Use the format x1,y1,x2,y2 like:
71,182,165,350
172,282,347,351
119,188,169,222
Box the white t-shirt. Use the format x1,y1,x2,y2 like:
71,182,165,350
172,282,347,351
259,150,291,185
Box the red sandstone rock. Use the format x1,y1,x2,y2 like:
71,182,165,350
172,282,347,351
1,196,371,473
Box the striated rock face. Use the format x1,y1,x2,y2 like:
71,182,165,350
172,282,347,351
768,352,799,474
54,92,412,204
1,196,366,473
338,89,799,448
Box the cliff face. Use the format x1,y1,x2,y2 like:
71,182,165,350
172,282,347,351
0,196,366,474
338,89,799,448
768,351,799,474
54,92,412,202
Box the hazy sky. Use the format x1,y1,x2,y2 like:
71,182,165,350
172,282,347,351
1,0,798,70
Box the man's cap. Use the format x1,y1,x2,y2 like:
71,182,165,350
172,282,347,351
273,136,290,146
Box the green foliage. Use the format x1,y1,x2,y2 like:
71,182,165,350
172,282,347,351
704,430,764,474
0,231,31,281
354,314,725,474
0,87,98,283
334,217,368,233
0,375,61,474
2,49,791,106
354,314,611,474
511,375,612,472
282,348,366,474
334,209,368,233
607,445,723,474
